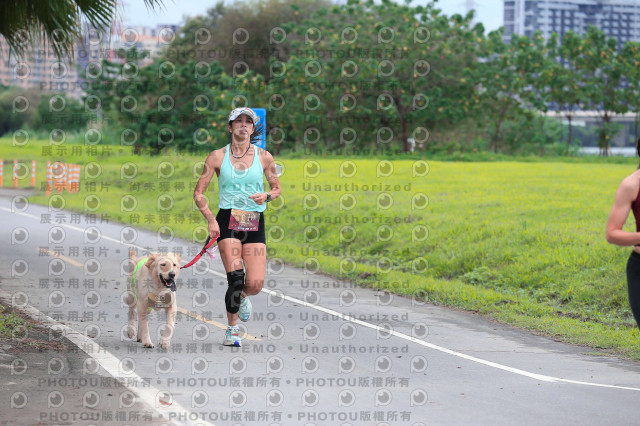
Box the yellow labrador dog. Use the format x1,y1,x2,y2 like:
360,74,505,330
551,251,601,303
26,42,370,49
126,249,181,349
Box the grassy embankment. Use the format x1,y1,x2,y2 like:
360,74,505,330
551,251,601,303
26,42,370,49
3,139,640,359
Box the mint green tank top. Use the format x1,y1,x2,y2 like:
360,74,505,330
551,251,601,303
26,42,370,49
218,144,266,212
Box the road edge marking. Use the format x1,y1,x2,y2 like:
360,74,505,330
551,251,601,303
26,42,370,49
0,289,216,426
257,287,640,392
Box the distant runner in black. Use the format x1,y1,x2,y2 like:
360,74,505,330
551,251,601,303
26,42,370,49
606,138,640,330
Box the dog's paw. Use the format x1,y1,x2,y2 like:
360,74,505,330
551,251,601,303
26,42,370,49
160,340,170,350
127,327,136,339
142,341,155,348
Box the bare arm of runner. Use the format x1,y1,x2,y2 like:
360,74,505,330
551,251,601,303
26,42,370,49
606,176,640,246
250,151,282,205
194,151,221,238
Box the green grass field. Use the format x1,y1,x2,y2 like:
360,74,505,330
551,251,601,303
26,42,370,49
3,139,640,358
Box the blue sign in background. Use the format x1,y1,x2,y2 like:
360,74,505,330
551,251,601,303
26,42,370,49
254,108,266,149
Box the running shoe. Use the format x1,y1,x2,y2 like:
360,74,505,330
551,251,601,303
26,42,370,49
238,296,252,322
223,326,241,346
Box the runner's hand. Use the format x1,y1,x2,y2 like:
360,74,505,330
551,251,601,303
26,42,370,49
249,193,267,205
208,219,220,239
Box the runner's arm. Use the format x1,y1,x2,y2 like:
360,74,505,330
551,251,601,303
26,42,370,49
264,151,281,201
606,178,640,246
193,152,219,222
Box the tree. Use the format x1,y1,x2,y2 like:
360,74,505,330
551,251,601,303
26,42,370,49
166,0,329,80
1,0,165,59
546,31,584,152
476,31,531,152
268,0,483,153
619,41,640,143
32,93,88,132
0,86,41,135
505,31,554,155
579,26,628,156
83,49,227,153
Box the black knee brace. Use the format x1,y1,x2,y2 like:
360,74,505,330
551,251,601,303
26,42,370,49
225,269,245,314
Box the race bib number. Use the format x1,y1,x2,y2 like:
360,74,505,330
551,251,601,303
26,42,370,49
229,209,259,231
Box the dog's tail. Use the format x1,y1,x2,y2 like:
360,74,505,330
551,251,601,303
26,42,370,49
128,247,137,263
125,248,138,340
127,247,138,294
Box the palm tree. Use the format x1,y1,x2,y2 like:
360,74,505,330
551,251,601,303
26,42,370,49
1,0,165,59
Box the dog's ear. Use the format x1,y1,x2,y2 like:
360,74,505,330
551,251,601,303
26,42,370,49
145,256,156,269
175,253,181,264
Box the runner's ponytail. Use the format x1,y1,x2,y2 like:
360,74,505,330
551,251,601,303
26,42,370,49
250,124,265,145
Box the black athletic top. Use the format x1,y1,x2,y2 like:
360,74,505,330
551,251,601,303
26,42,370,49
632,182,640,232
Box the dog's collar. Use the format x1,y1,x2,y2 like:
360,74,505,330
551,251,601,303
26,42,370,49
147,290,174,309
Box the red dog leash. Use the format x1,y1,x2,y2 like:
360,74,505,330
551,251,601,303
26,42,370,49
181,234,219,269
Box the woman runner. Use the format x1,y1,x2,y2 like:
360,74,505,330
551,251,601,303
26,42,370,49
606,138,640,331
193,107,281,346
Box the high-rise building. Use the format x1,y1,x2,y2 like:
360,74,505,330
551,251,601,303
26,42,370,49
0,36,87,98
0,24,180,97
503,0,640,44
503,1,640,150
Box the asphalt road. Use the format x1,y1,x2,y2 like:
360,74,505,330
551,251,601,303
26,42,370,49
1,191,640,426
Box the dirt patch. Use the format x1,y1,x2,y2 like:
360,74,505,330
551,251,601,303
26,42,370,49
0,303,74,354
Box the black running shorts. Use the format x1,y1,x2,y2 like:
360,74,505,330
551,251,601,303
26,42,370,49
216,208,266,245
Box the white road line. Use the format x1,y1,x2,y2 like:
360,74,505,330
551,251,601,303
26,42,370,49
0,206,158,251
257,287,640,391
4,205,640,392
0,290,215,426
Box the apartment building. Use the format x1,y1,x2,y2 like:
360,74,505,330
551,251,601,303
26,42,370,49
503,0,640,44
0,24,179,97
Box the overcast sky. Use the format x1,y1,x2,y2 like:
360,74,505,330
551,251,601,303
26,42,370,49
121,0,504,33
